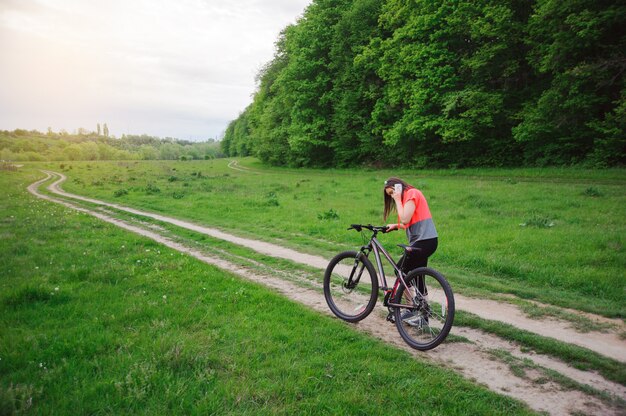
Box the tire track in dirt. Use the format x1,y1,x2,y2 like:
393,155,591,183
28,172,625,415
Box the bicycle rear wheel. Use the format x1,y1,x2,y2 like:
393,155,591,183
392,267,454,350
323,251,378,322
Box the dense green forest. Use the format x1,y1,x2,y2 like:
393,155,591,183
222,0,625,168
0,129,223,161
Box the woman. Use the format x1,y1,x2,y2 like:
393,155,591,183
383,177,438,325
383,177,438,272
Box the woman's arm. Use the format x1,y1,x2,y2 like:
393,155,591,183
393,191,415,226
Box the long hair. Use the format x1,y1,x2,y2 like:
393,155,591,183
383,177,413,221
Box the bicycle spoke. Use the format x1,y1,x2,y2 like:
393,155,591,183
393,268,455,350
324,251,378,322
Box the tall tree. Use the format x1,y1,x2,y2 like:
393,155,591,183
248,26,294,165
280,0,352,166
329,0,385,166
513,0,626,165
366,0,532,167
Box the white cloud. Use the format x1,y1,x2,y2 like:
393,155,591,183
0,0,310,139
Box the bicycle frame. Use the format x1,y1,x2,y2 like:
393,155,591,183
361,236,415,309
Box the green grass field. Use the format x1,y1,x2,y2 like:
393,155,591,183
0,166,540,414
44,159,625,318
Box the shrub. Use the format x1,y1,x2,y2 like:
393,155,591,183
0,162,17,171
114,189,128,197
582,187,602,197
144,183,161,194
520,212,555,228
318,208,339,220
265,192,279,206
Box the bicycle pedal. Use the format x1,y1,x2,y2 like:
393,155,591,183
386,313,395,323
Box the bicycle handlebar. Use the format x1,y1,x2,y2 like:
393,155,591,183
348,224,389,233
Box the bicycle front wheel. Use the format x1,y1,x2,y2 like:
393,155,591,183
393,267,455,350
323,251,378,322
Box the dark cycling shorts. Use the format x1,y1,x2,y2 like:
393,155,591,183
397,237,438,274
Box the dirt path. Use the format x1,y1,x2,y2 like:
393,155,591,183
41,170,626,363
28,171,626,415
227,160,259,173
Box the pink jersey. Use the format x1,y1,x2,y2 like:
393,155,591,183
398,188,438,244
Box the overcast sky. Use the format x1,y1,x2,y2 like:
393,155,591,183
0,0,311,140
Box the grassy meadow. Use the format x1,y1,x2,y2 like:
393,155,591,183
0,166,540,414
40,158,625,318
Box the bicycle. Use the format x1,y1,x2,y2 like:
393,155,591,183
323,224,455,350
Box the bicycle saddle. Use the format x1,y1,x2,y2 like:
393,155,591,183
397,244,422,253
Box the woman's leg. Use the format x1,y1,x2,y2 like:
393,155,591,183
402,238,438,294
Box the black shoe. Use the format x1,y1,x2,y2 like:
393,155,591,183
386,311,395,323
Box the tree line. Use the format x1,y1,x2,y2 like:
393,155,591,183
222,0,625,168
0,129,223,162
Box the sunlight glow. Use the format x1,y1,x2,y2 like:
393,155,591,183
0,0,310,139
